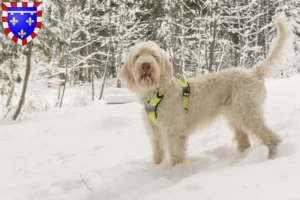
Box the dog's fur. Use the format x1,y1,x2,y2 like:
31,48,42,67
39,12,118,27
119,15,294,167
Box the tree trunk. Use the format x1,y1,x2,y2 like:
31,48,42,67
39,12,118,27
208,1,218,72
108,0,116,78
255,2,262,61
236,0,242,66
59,19,74,108
116,78,121,88
89,0,96,98
264,0,270,56
56,84,61,106
116,5,124,88
99,48,111,100
13,42,33,120
5,84,14,108
180,3,185,75
197,25,202,74
92,65,95,101
6,60,15,108
204,21,209,72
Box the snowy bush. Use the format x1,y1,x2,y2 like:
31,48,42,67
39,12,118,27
73,87,92,107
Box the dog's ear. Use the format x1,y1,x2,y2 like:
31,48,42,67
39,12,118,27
159,49,173,87
119,59,136,91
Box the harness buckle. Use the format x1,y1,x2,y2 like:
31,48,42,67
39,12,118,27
145,103,156,114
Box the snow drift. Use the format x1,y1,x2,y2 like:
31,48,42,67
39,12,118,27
104,87,137,104
0,75,300,200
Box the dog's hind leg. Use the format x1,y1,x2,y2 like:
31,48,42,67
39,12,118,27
239,105,282,158
228,123,251,152
247,122,282,159
226,110,251,152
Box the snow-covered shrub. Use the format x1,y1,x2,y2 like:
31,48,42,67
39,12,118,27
73,87,92,106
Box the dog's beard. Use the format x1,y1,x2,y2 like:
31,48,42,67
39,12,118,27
139,75,153,87
139,72,151,81
138,72,157,89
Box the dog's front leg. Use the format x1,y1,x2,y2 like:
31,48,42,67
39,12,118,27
149,127,165,165
166,131,188,166
142,111,165,165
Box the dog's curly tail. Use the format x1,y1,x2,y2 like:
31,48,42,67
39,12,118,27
253,14,294,79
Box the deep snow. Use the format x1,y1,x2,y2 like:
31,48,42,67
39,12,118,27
1,75,300,200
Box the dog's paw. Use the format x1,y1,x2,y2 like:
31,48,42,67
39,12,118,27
267,150,277,159
267,143,281,159
170,154,185,167
267,135,282,159
267,145,280,159
152,154,163,165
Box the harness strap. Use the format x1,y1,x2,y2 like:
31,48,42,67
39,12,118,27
175,73,190,113
145,73,190,126
145,88,165,126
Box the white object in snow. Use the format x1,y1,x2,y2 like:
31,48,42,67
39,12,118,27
104,87,131,95
104,93,137,104
104,87,137,104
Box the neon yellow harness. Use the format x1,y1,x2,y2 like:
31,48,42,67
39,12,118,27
145,73,190,126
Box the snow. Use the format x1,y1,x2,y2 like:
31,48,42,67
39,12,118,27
104,88,137,104
1,75,300,200
104,94,137,104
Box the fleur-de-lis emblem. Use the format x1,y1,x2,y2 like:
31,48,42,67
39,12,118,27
10,17,18,26
2,2,43,46
18,29,26,38
26,17,34,26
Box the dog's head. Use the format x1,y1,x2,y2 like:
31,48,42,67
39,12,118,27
119,41,173,92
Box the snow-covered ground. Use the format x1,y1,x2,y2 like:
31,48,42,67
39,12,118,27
1,75,300,200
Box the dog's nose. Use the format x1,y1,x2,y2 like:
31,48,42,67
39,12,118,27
142,62,151,72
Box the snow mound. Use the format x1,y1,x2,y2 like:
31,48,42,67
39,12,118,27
104,93,137,104
104,87,131,95
104,87,137,104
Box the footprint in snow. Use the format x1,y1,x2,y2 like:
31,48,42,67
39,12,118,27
236,141,296,166
276,141,296,157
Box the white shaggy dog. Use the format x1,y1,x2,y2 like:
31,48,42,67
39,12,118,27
119,15,294,167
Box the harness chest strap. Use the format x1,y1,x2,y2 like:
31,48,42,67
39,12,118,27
145,73,190,126
145,88,165,126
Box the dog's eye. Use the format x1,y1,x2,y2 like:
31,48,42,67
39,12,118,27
152,54,157,59
136,54,139,59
